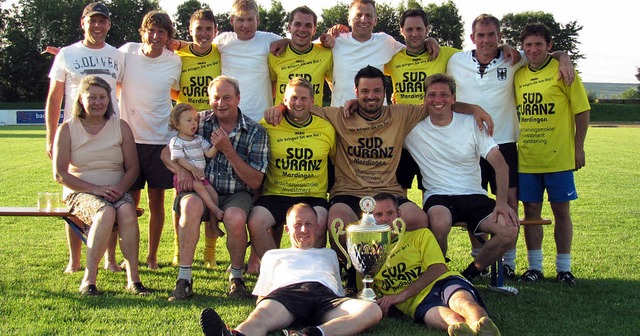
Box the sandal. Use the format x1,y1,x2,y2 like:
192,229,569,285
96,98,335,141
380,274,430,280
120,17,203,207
126,282,151,296
79,284,100,297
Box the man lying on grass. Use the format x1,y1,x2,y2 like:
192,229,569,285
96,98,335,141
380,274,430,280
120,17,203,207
200,203,382,336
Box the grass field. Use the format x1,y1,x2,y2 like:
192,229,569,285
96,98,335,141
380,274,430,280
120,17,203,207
0,125,639,335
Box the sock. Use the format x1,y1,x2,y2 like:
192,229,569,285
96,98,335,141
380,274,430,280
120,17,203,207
556,253,572,273
462,262,481,280
178,265,192,281
503,248,517,269
527,249,543,272
229,266,243,281
203,237,216,266
471,247,481,258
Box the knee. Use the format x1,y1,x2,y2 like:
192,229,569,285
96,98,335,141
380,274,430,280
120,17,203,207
224,209,248,235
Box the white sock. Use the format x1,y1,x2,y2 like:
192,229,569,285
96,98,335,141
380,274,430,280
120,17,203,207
527,249,543,272
503,248,517,269
556,254,572,273
229,266,243,281
178,265,192,281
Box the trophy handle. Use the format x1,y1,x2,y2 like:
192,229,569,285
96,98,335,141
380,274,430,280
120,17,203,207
388,217,407,256
391,217,406,239
330,218,351,269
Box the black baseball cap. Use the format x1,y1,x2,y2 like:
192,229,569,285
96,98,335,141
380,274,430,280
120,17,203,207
82,2,111,19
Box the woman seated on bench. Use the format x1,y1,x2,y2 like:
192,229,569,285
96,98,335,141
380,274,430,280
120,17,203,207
52,76,149,296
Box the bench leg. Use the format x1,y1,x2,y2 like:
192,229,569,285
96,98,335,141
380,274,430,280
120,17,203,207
62,216,87,245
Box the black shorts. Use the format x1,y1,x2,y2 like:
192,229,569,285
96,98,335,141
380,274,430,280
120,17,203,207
330,194,411,218
480,142,518,193
130,144,174,191
413,275,486,322
423,194,494,233
396,148,424,190
261,282,349,326
253,195,329,228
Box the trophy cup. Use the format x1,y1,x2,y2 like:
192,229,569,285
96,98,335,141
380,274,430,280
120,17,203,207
330,196,406,301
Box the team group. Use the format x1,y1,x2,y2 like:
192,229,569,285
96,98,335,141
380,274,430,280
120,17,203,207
46,0,590,335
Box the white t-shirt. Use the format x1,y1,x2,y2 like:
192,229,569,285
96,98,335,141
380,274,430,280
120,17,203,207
214,31,282,121
331,32,404,107
404,113,497,202
48,41,124,121
447,50,526,144
253,248,345,297
118,43,181,145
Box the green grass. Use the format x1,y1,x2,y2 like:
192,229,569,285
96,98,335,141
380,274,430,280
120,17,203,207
1,125,639,335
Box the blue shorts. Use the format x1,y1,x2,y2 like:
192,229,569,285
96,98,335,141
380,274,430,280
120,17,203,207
519,171,577,203
414,275,486,322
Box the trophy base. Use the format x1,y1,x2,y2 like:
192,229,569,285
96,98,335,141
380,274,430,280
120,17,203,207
358,288,377,302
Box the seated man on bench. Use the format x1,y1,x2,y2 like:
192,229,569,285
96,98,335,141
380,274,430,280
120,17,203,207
404,73,519,282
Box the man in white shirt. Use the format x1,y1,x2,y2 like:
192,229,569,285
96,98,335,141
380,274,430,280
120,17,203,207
119,10,181,270
213,0,283,121
404,73,519,283
200,203,382,336
330,0,405,107
44,1,124,274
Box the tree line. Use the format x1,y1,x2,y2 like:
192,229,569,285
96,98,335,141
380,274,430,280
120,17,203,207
0,0,587,103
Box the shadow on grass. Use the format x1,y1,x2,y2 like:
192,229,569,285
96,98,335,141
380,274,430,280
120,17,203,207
476,277,639,336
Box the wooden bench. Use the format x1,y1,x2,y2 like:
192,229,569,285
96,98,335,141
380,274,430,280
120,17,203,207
0,206,144,244
453,218,552,294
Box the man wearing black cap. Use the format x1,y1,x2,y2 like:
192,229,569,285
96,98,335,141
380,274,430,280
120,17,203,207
45,1,125,274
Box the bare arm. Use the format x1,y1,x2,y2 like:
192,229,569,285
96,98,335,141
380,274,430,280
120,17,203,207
204,145,218,159
175,157,205,181
499,44,522,65
161,146,194,191
269,38,290,56
574,110,590,170
485,147,518,227
376,263,447,316
551,51,575,85
210,128,264,190
45,79,65,159
424,37,439,61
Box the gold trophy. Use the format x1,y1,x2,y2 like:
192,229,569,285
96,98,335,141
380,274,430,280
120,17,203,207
330,196,406,301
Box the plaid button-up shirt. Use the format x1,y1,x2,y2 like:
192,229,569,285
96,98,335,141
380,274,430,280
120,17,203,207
198,109,269,195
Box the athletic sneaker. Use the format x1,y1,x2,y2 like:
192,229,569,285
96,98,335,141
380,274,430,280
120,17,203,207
168,278,193,301
520,269,544,283
281,330,309,336
200,308,239,336
447,322,475,336
556,271,577,286
502,265,516,281
228,278,252,298
472,317,501,336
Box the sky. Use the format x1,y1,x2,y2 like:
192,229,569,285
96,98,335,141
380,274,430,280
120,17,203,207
155,0,638,84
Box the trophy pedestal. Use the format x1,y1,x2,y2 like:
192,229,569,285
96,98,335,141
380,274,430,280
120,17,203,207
358,276,377,302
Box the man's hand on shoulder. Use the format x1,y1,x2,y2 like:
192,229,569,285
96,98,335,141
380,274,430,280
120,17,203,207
270,38,290,56
264,104,286,126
